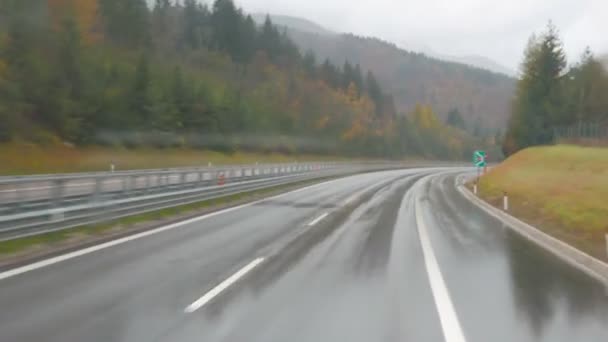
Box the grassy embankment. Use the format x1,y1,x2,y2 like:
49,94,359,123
477,145,608,261
0,143,352,175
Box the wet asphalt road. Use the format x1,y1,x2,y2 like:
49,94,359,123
0,168,606,342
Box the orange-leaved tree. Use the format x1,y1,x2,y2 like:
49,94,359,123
48,0,101,44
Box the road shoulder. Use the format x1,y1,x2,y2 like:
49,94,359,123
456,175,608,283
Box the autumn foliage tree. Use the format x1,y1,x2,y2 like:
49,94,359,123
0,0,490,159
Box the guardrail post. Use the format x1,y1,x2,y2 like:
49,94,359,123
128,176,134,196
123,175,133,197
51,179,65,208
121,176,128,196
180,172,186,188
154,174,160,190
11,183,24,213
142,174,150,193
92,177,102,203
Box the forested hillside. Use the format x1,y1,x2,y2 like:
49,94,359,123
503,23,608,155
0,0,497,160
282,27,515,131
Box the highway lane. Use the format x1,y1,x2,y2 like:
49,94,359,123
0,168,607,341
0,168,427,342
165,170,608,342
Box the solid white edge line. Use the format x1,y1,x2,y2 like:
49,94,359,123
415,199,467,342
0,179,333,281
184,257,265,313
308,212,329,226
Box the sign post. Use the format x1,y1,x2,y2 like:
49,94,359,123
472,150,487,194
473,150,487,169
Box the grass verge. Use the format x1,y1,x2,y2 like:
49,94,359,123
0,143,354,175
0,176,336,261
473,145,608,261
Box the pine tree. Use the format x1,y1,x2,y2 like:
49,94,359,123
366,71,384,117
211,0,242,61
342,61,354,90
446,108,465,130
258,15,281,61
302,50,317,78
504,22,567,154
129,54,152,126
352,64,364,98
99,0,150,47
321,59,340,88
182,0,201,49
237,15,257,64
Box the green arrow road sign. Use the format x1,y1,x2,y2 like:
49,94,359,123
473,150,487,167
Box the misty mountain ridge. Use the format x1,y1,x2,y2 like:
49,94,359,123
252,14,336,36
255,13,514,77
258,13,515,130
397,41,515,76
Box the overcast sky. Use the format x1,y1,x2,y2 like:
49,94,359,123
232,0,607,72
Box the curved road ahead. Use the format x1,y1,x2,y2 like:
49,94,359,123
0,168,606,341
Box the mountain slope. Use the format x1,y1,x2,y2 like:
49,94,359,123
398,41,515,76
1,0,497,160
263,16,515,130
290,30,515,129
252,14,335,36
438,54,515,76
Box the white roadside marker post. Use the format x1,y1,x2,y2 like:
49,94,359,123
473,182,478,195
503,191,509,211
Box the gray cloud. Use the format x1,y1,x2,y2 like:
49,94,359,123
234,0,607,72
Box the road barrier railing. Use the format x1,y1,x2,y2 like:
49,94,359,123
0,162,407,241
0,162,467,241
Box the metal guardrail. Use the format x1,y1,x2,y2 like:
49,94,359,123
0,162,386,241
0,161,466,241
0,162,337,208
